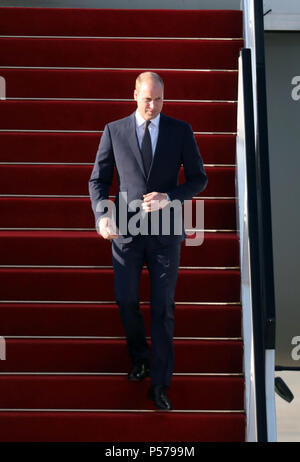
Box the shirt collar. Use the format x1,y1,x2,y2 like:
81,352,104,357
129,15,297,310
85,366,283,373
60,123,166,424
135,109,160,128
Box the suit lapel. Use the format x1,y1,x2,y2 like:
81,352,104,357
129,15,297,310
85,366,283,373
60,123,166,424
147,113,170,182
127,112,147,180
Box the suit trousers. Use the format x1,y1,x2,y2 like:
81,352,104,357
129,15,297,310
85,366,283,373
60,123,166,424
112,234,181,387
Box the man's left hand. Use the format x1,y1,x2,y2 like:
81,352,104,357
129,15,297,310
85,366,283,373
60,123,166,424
142,192,169,213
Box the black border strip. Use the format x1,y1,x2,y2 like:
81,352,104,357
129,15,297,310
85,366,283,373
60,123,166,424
240,47,268,442
253,0,276,350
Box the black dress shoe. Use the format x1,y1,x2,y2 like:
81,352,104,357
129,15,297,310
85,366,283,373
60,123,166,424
148,385,173,410
128,363,150,381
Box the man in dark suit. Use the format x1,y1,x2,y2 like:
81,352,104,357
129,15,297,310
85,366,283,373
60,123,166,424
89,72,207,410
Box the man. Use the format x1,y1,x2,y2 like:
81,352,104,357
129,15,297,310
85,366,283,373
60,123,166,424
89,72,207,410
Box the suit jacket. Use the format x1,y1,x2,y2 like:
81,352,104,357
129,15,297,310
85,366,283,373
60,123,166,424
89,111,208,244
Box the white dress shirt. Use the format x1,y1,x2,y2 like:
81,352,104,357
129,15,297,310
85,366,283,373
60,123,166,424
135,110,160,156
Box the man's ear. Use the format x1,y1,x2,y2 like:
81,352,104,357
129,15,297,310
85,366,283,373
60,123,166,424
134,89,138,101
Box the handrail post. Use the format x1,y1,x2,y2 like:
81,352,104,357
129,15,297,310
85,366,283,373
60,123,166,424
237,48,268,442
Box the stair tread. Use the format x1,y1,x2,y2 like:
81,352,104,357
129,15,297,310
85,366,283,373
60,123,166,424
0,230,238,238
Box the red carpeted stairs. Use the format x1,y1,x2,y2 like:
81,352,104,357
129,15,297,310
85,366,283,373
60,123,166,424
0,7,245,441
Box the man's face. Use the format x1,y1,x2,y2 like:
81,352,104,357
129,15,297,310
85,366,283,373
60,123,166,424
134,79,164,120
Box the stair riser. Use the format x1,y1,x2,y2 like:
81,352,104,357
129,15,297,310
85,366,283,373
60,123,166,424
0,133,237,164
0,233,240,267
0,100,237,132
0,165,236,197
0,198,237,229
0,69,238,100
0,304,242,337
0,8,243,38
0,412,246,442
0,376,244,410
0,38,243,69
0,339,243,373
0,268,241,302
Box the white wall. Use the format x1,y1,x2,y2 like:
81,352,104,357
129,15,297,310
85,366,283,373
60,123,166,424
264,0,300,14
264,0,300,30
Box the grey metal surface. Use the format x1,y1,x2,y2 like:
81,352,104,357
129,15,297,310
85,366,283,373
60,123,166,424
265,32,300,369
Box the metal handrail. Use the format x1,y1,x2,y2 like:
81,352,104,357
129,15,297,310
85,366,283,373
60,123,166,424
241,0,276,350
238,0,277,442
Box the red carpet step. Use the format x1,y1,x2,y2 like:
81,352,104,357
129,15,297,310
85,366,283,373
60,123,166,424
0,132,237,164
0,231,240,267
0,68,238,101
0,303,241,337
0,268,241,303
0,411,245,442
0,339,243,373
0,375,244,411
0,8,243,38
0,6,244,442
0,38,243,69
0,198,237,229
0,100,237,132
0,165,236,197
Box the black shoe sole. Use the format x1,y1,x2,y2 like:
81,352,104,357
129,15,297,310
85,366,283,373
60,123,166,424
148,389,172,410
128,370,150,381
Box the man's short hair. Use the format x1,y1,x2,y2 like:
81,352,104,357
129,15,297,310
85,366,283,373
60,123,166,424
135,72,164,91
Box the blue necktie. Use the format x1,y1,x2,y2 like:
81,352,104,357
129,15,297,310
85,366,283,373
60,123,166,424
141,120,153,177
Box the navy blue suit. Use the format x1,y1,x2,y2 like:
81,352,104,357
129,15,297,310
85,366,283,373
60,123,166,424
89,111,207,386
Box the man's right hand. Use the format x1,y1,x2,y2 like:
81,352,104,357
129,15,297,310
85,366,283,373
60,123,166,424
97,217,118,240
